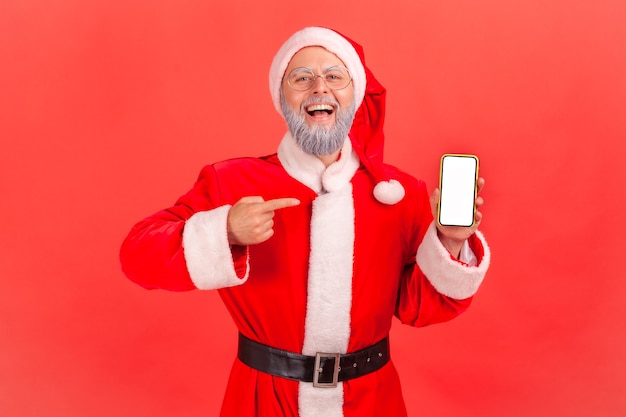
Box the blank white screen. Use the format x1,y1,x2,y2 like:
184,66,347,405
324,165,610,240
439,156,477,226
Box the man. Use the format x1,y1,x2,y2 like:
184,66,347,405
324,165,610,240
120,27,490,417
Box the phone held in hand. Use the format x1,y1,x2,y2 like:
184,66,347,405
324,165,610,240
437,154,479,227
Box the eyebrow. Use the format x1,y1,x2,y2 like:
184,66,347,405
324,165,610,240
288,67,314,75
288,65,344,75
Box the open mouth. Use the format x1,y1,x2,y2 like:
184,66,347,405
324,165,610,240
306,103,335,117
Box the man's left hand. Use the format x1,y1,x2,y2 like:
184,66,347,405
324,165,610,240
429,177,485,258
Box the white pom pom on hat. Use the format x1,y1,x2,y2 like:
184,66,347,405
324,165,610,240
373,179,405,205
269,26,405,205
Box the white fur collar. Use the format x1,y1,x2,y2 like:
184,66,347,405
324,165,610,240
277,132,360,194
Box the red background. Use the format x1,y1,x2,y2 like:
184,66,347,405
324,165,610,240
1,1,625,416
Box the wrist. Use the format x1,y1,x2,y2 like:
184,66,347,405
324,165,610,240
436,231,464,259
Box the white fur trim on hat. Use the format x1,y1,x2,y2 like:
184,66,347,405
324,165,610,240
269,27,366,116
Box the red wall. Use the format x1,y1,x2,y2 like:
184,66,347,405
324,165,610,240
1,1,625,416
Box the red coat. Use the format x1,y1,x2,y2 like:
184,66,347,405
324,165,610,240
120,134,490,416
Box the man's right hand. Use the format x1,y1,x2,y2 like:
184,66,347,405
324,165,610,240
227,196,301,246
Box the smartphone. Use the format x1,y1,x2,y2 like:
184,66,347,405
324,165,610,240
437,154,479,227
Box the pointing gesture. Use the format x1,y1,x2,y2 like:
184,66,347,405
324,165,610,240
227,196,301,246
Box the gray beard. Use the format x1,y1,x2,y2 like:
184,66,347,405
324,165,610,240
280,92,356,157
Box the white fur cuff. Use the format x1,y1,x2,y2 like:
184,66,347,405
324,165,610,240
182,205,249,290
416,222,490,300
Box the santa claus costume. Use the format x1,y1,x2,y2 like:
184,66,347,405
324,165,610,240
120,27,490,417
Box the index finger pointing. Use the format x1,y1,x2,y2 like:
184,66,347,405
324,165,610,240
260,198,301,212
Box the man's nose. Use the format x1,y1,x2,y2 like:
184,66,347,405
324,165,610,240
311,75,329,93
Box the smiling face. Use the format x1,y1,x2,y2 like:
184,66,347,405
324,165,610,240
281,46,356,160
282,46,355,126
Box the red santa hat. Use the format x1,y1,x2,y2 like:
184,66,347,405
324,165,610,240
269,26,405,205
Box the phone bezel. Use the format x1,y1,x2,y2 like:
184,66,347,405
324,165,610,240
437,153,479,227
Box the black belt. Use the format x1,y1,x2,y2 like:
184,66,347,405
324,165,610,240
237,332,390,388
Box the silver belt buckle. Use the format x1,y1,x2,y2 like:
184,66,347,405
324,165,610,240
313,352,341,388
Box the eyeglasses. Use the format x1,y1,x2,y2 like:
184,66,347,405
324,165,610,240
285,66,352,91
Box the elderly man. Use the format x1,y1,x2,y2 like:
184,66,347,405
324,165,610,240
120,27,490,417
